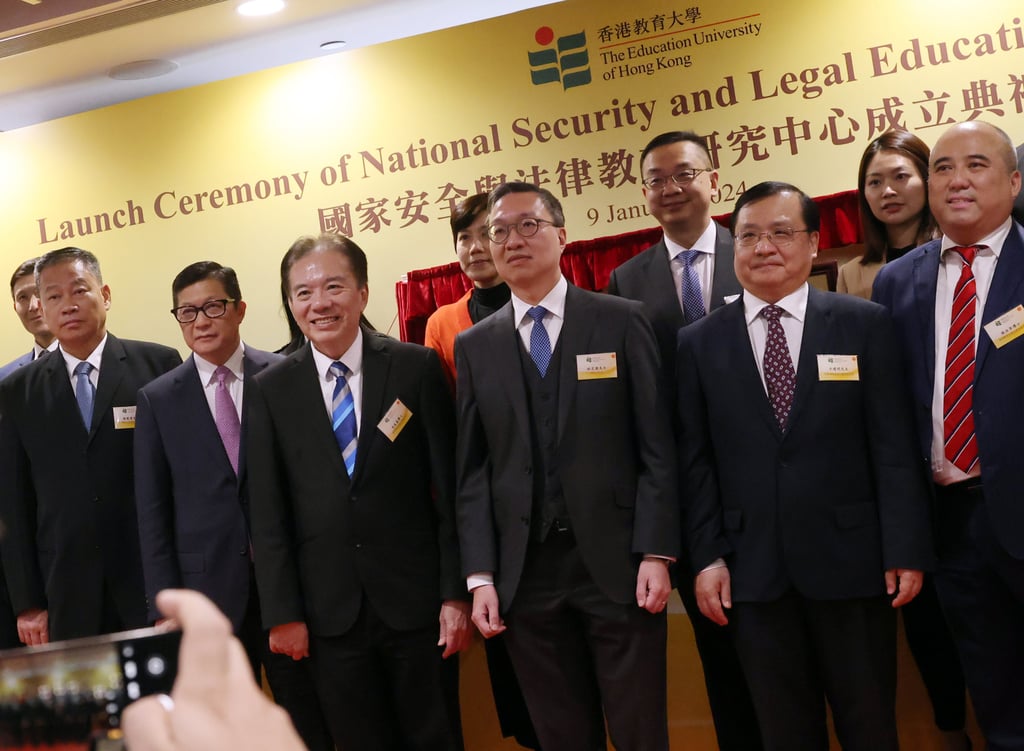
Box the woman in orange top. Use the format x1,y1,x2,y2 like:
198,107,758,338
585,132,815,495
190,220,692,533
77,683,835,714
425,193,510,390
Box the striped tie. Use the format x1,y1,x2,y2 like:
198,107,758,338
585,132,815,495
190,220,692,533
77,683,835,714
329,361,358,476
943,246,979,474
679,249,706,324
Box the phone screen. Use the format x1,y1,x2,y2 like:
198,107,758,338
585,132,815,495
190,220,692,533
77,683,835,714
0,627,180,748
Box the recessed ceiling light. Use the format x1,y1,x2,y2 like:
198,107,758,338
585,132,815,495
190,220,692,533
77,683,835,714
320,40,347,51
237,0,285,17
108,59,179,81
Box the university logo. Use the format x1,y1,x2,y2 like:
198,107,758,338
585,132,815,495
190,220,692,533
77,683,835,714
528,26,592,90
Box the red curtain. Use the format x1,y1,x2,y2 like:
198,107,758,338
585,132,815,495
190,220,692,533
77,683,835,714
396,189,861,343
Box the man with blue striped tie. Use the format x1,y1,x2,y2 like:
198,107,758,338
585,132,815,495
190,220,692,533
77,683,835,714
247,232,469,751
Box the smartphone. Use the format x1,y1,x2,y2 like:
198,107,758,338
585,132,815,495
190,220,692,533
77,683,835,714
0,626,181,748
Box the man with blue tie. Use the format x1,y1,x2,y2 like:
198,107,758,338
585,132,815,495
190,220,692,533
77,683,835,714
133,261,332,751
456,182,679,751
0,246,180,643
606,131,758,751
873,120,1024,750
248,233,469,751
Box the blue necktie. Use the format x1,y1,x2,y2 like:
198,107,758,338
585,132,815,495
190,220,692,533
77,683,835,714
679,249,706,324
329,361,358,476
74,361,95,429
527,306,552,377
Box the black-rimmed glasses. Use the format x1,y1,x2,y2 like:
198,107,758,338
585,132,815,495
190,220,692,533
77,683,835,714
171,298,236,323
486,218,558,244
641,168,712,190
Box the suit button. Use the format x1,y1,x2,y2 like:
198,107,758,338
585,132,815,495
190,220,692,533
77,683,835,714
521,516,530,526
524,466,532,475
351,495,357,502
239,548,247,556
355,543,362,549
93,497,100,503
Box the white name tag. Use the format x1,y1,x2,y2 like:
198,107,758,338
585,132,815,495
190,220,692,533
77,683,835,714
377,398,412,442
576,352,617,380
113,405,136,429
817,354,859,381
983,304,1024,349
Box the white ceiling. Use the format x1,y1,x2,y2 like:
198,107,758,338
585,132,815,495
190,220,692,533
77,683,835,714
0,0,561,131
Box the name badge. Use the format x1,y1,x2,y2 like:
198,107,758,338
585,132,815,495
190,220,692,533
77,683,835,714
983,304,1024,349
113,405,136,429
377,398,412,442
817,354,859,381
576,352,617,380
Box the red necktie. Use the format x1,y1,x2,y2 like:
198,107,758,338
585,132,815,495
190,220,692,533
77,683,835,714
943,246,979,474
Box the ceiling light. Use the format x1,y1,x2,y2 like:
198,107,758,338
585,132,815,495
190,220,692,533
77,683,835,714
108,59,179,81
237,0,285,17
320,40,347,51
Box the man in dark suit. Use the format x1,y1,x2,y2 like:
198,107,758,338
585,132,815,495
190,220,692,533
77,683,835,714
0,246,181,643
0,258,57,649
133,261,332,751
248,233,468,751
606,130,757,751
873,120,1024,750
0,258,56,380
1013,142,1024,224
456,182,679,751
680,182,933,750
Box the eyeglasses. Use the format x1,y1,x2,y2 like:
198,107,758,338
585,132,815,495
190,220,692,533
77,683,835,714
735,229,811,248
486,218,558,244
171,298,236,323
642,168,712,190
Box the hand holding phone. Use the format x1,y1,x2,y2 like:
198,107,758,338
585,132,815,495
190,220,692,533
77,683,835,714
121,589,306,751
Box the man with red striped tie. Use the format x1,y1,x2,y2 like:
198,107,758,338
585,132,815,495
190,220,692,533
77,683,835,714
873,120,1024,751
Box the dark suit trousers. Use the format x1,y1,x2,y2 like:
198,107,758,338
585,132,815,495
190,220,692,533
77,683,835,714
933,482,1024,751
503,530,668,751
0,576,19,649
309,595,460,751
674,566,763,751
731,592,898,751
237,576,335,751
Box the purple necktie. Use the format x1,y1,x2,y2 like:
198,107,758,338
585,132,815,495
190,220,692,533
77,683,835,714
762,305,796,428
214,365,240,475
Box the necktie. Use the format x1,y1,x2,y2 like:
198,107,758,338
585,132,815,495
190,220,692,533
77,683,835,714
679,249,706,324
943,246,979,474
527,306,552,377
329,361,358,476
213,366,241,475
74,362,95,429
762,305,796,428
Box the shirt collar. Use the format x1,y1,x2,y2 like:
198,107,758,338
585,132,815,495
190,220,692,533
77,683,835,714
311,327,364,382
60,333,107,379
33,340,58,360
511,275,568,328
742,283,810,326
194,341,245,386
663,219,718,260
940,217,1012,260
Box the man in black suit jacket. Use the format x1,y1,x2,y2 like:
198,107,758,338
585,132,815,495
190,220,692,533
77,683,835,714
0,246,181,643
873,121,1024,750
133,261,332,751
605,131,756,751
456,182,679,751
248,233,468,751
679,182,933,750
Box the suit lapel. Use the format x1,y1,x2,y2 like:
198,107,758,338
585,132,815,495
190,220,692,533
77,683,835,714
710,224,740,310
977,223,1024,378
178,356,234,479
45,349,85,438
912,245,941,383
645,240,686,329
290,346,350,483
786,288,828,433
355,332,389,482
91,334,127,441
723,298,780,436
557,286,596,441
239,349,273,481
486,304,532,446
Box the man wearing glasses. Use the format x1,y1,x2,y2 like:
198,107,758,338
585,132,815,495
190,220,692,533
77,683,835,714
133,261,333,751
606,133,758,751
456,182,678,750
677,182,932,750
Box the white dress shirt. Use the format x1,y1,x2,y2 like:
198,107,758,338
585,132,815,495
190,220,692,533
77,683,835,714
311,329,364,431
193,342,245,423
664,219,718,314
930,218,1011,485
742,284,809,395
60,333,107,392
511,275,568,354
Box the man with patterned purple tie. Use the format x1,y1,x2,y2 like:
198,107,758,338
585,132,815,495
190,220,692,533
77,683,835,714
133,261,333,751
248,234,469,751
873,121,1024,751
679,182,932,750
